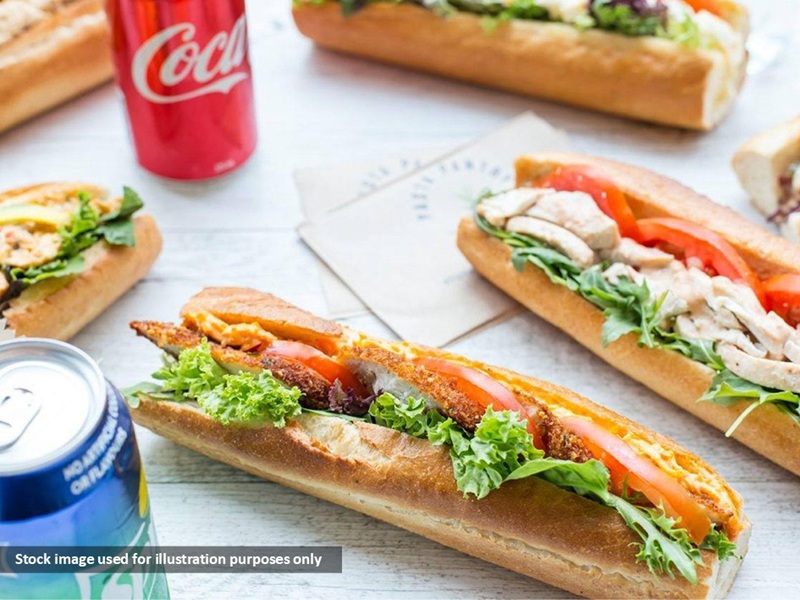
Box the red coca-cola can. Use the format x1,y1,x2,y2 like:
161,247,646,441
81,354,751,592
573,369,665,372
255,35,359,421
107,0,257,180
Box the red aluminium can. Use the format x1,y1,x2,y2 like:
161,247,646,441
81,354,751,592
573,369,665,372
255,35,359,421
107,0,257,180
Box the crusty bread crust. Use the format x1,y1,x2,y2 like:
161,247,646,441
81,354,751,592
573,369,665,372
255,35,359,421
457,152,800,476
183,287,746,526
0,0,113,133
732,116,800,216
131,397,748,599
182,287,344,340
4,215,162,340
292,3,747,130
132,287,750,596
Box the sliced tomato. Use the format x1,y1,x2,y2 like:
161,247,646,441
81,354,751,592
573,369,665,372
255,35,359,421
562,417,711,545
262,340,366,395
538,165,640,240
637,217,766,307
413,356,544,449
685,0,724,17
763,274,800,327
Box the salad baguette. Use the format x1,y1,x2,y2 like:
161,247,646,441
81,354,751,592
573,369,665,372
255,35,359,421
0,182,161,339
127,287,748,598
458,152,800,476
292,0,748,130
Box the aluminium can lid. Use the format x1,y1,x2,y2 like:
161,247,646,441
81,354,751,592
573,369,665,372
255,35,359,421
0,339,105,476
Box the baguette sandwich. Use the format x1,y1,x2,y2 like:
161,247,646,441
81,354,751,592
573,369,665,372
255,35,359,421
292,0,749,130
732,116,800,243
127,287,748,598
0,0,112,133
0,183,161,339
457,152,800,476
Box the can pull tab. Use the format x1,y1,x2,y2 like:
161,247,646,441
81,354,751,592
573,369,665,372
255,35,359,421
0,388,41,450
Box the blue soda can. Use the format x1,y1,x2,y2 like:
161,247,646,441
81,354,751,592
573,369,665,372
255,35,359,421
0,339,169,599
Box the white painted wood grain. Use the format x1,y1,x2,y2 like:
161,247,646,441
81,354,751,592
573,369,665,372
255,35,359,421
1,0,799,598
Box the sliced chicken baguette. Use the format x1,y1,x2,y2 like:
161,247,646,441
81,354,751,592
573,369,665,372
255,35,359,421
458,152,800,476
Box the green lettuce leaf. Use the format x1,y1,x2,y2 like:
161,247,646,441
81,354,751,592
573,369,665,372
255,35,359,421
602,495,702,583
367,392,713,582
702,526,739,561
6,254,85,288
199,371,302,427
153,340,227,401
440,407,540,499
700,369,800,435
136,341,303,428
590,0,663,37
91,188,143,246
368,392,446,436
1,187,145,304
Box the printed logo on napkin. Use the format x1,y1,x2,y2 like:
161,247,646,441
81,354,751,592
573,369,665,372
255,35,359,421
298,112,570,347
296,149,447,319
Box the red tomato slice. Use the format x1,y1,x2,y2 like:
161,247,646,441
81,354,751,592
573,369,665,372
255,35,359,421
763,274,800,327
685,0,724,17
637,217,766,307
414,357,544,449
562,417,711,545
262,340,366,395
538,165,640,240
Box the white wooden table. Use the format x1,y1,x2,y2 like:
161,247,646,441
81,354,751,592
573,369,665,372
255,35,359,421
2,1,800,597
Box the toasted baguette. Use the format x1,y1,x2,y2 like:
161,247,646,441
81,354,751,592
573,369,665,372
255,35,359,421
292,2,748,130
0,0,113,134
130,287,750,599
732,116,800,242
457,152,800,476
1,183,162,340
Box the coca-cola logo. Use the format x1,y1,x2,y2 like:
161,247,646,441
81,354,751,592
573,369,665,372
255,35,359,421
132,15,249,104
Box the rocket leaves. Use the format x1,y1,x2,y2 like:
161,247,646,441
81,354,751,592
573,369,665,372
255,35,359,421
367,392,725,583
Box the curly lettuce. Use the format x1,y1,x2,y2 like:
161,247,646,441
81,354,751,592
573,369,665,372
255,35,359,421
367,392,735,583
125,347,738,582
142,341,302,428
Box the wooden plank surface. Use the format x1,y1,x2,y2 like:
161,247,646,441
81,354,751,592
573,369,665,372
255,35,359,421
1,0,799,597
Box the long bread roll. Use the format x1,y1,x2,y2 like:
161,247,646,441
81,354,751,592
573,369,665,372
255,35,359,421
732,116,800,242
292,1,748,130
458,152,800,476
0,182,161,339
0,0,113,133
128,287,750,599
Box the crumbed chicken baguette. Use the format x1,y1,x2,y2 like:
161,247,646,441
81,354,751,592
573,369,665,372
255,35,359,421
457,152,800,476
292,0,748,130
732,116,800,243
127,287,749,599
0,182,161,339
0,0,112,133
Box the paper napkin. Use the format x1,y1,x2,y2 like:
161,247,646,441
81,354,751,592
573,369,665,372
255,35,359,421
298,112,570,346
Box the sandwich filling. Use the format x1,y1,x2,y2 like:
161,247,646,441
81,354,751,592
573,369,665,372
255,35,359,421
0,186,144,310
473,166,800,436
128,297,744,585
313,0,744,59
